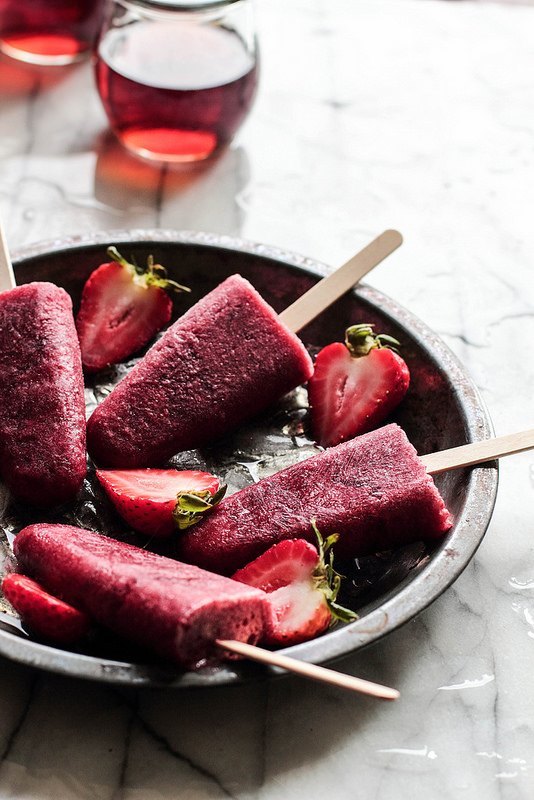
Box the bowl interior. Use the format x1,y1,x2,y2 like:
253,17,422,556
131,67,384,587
0,233,498,686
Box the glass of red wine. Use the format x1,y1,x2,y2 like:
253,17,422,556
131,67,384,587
0,0,105,66
95,0,259,163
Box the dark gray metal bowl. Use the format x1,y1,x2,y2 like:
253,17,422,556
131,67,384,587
0,230,498,686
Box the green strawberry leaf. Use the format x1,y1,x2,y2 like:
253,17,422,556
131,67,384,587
310,519,358,624
106,246,191,295
173,484,227,531
345,323,402,357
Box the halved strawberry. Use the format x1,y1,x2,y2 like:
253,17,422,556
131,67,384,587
2,573,90,645
308,324,410,448
96,468,226,538
233,523,357,646
76,246,190,372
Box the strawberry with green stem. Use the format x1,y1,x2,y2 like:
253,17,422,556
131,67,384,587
96,468,226,538
233,521,357,646
308,323,410,448
76,246,190,372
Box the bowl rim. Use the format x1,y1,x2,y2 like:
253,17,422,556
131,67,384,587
0,229,498,687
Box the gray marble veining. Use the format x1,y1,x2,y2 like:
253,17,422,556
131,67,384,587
0,0,534,797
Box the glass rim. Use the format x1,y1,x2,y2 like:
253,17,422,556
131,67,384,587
118,0,243,11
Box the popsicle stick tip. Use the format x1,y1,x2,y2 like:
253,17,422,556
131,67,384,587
0,220,16,293
382,229,403,246
422,428,534,475
280,230,404,334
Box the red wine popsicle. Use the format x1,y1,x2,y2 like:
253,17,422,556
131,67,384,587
178,423,453,575
12,522,401,698
0,227,86,506
14,524,269,668
87,274,313,467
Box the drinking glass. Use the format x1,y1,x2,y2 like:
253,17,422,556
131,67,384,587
95,0,259,163
0,0,105,66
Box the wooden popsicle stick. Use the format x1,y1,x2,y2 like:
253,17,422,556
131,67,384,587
0,220,16,293
217,639,399,700
421,429,534,475
279,229,403,334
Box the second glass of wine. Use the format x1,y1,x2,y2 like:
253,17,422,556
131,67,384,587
95,0,259,163
0,0,105,65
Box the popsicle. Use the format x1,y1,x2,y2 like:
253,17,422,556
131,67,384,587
11,523,400,698
178,423,453,575
0,281,86,507
13,523,269,668
87,231,403,468
87,274,313,467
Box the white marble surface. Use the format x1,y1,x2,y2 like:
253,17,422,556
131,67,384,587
0,0,534,797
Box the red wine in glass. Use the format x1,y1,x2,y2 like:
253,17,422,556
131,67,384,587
0,0,104,65
95,21,258,162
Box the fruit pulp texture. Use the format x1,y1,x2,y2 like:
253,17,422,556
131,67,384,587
86,275,314,468
0,0,104,61
14,524,269,668
179,423,453,575
0,283,87,507
95,22,258,161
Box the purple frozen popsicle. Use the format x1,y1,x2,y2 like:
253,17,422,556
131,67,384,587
14,524,269,668
178,423,453,575
87,274,314,468
0,283,86,506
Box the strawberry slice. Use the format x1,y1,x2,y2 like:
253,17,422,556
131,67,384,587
233,523,357,646
76,246,190,372
2,573,90,645
308,324,410,448
96,468,226,538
